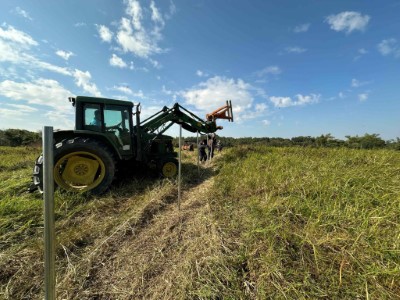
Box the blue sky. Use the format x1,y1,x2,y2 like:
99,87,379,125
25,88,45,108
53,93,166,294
0,0,399,139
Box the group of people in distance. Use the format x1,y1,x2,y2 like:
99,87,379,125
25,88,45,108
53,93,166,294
198,133,222,163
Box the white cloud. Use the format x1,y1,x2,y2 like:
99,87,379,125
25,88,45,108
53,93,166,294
262,119,271,126
196,70,210,77
255,66,282,77
377,38,400,58
196,70,204,77
73,69,101,96
109,0,170,62
358,93,368,102
150,1,165,27
165,1,176,20
181,76,253,115
45,110,75,129
0,108,26,118
0,25,71,76
6,103,38,112
97,25,113,43
35,60,71,76
359,48,368,54
15,7,33,21
269,94,320,108
116,17,161,58
296,94,320,105
149,58,161,69
354,48,368,61
293,23,310,33
325,11,370,34
114,85,133,94
110,54,128,68
162,85,173,95
0,78,73,109
125,0,143,30
255,103,267,112
56,50,74,61
270,96,293,108
351,78,360,87
351,78,370,88
285,46,307,54
112,85,145,98
74,22,87,27
0,25,103,99
0,24,37,46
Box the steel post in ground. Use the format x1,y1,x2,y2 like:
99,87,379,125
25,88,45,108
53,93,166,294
210,141,213,162
43,126,55,300
197,131,200,176
206,134,209,163
178,125,182,211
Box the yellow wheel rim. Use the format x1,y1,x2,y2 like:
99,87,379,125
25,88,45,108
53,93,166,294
54,151,106,192
162,161,177,178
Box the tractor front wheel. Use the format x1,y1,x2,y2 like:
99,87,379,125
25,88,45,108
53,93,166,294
33,137,116,195
158,158,178,178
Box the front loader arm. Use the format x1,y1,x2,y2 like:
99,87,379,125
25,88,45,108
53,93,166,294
140,102,233,136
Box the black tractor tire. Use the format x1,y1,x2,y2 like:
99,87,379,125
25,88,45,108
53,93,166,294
157,158,178,178
32,137,116,195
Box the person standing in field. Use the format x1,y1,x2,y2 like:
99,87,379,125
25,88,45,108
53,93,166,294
198,139,207,163
207,133,217,160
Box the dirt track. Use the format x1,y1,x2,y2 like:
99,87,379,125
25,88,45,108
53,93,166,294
57,175,224,299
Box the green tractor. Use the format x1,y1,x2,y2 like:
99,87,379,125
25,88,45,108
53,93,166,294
31,96,233,194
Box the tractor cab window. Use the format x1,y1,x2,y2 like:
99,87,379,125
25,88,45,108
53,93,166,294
84,104,102,132
104,105,132,151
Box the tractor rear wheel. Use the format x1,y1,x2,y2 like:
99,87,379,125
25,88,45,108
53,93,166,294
33,137,116,195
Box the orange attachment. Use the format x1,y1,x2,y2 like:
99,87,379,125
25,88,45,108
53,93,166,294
206,100,234,122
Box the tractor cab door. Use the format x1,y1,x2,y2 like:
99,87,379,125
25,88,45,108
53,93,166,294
103,105,133,154
83,104,133,155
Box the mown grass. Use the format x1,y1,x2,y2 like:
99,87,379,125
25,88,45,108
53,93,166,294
201,146,400,299
0,146,209,299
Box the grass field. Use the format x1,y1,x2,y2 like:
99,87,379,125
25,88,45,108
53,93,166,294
207,146,400,299
0,145,399,299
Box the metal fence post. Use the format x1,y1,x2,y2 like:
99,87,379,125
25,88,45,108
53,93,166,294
178,125,182,211
197,131,200,176
43,126,55,300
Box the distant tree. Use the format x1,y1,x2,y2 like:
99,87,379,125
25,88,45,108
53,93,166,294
316,133,334,147
0,131,11,146
0,129,41,146
346,134,386,149
291,136,316,147
386,138,400,150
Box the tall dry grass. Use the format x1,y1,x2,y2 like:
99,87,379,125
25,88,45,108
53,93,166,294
203,145,400,299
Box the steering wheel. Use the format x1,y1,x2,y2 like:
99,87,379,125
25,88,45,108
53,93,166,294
106,122,122,132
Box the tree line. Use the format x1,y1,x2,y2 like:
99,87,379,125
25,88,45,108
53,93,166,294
0,129,41,147
176,133,400,150
1,129,399,150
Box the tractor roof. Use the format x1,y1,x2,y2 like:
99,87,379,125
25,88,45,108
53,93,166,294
73,96,134,107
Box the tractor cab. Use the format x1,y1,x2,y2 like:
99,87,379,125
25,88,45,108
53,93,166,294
72,96,134,156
